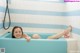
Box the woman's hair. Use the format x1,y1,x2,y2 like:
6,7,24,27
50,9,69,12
12,26,23,38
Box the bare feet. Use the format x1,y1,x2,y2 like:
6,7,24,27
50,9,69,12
64,25,72,38
64,25,72,33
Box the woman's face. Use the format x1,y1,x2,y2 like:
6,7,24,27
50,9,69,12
13,28,22,38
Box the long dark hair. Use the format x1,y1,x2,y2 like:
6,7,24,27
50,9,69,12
12,26,23,38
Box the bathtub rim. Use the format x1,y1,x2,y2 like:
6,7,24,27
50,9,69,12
0,32,78,42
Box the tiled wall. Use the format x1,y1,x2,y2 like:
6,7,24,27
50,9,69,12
0,0,80,37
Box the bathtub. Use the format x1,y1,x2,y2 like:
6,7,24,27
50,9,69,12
0,32,78,53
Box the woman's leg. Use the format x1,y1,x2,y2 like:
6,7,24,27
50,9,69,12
48,25,72,39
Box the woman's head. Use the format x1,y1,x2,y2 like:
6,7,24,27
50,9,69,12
12,26,23,38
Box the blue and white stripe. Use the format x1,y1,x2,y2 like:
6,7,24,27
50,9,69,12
0,0,80,38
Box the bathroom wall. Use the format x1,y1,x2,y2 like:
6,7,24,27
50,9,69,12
0,0,7,36
0,0,68,36
66,2,80,37
0,0,80,37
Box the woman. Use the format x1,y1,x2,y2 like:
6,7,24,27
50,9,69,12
12,25,72,41
12,26,31,42
12,26,41,42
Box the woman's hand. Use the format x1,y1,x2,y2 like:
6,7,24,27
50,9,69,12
25,36,31,42
23,34,31,42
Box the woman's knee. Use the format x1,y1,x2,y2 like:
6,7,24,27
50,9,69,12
32,34,41,39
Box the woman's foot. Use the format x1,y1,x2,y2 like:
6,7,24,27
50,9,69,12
63,25,72,38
